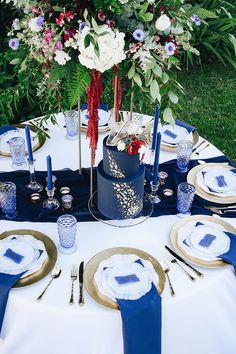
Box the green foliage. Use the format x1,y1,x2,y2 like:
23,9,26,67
186,0,236,68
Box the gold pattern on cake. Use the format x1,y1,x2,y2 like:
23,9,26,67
112,182,143,218
107,151,125,178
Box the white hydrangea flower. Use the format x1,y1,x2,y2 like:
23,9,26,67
77,25,126,73
117,141,126,151
155,14,171,31
54,50,71,65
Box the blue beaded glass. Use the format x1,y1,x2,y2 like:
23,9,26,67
57,215,77,254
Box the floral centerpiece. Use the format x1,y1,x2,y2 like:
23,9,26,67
4,0,205,163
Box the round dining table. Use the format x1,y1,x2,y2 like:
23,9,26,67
0,113,236,354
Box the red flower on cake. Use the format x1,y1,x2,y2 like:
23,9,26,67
127,140,144,155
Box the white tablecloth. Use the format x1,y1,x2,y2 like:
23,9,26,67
1,114,236,354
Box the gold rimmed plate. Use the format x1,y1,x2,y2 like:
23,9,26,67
147,121,199,152
0,123,46,157
84,247,165,310
80,123,110,134
170,215,236,268
0,229,57,287
187,163,236,205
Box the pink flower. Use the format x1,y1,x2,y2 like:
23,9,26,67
64,29,76,41
65,11,75,21
98,11,106,22
54,41,63,51
32,6,41,14
129,42,142,54
56,13,65,26
106,19,115,28
44,29,54,43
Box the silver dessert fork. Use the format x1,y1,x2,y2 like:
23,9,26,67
163,262,176,297
69,264,78,305
37,265,61,301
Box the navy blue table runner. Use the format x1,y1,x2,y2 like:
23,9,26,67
0,156,234,223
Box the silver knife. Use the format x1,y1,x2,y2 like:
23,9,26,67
78,261,85,305
192,140,206,153
165,245,204,278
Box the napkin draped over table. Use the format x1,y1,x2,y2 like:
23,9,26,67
117,283,161,354
0,272,24,333
0,155,234,223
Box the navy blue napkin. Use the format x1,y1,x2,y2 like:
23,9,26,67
219,232,236,272
0,272,24,333
0,125,18,136
174,119,196,133
116,259,161,354
116,284,161,354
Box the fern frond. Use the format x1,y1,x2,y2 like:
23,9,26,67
66,62,91,109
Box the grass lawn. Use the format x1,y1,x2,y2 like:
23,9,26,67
133,64,236,164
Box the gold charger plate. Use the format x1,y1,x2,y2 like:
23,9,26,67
0,229,57,287
84,247,165,310
170,215,236,268
187,163,236,205
146,120,199,152
0,123,46,157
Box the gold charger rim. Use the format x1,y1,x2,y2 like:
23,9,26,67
187,162,236,205
0,123,46,157
84,247,165,310
170,214,236,268
0,229,57,287
160,130,199,152
80,123,110,133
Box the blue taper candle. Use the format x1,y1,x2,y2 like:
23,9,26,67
151,106,160,150
25,125,34,162
153,132,161,185
46,155,53,190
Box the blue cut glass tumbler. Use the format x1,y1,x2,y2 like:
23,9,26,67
0,182,17,219
8,137,26,169
65,110,78,140
176,140,193,173
177,182,195,218
57,214,77,254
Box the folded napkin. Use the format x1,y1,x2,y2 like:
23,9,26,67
161,119,196,145
200,167,236,195
0,272,25,333
0,125,18,136
95,255,161,354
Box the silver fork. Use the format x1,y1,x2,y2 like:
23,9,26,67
37,265,61,301
69,264,78,305
194,143,210,156
163,262,176,297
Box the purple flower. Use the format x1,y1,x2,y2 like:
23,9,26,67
191,14,201,26
165,42,176,56
133,29,145,42
80,21,88,32
36,16,45,27
9,38,19,50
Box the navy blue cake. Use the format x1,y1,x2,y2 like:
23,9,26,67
97,137,145,220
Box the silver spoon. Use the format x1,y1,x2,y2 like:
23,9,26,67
37,265,61,301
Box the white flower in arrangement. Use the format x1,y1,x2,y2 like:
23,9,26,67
117,141,126,151
12,19,21,31
138,144,148,161
119,0,129,3
165,24,184,35
155,14,171,31
54,50,71,65
77,24,126,73
28,16,45,32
